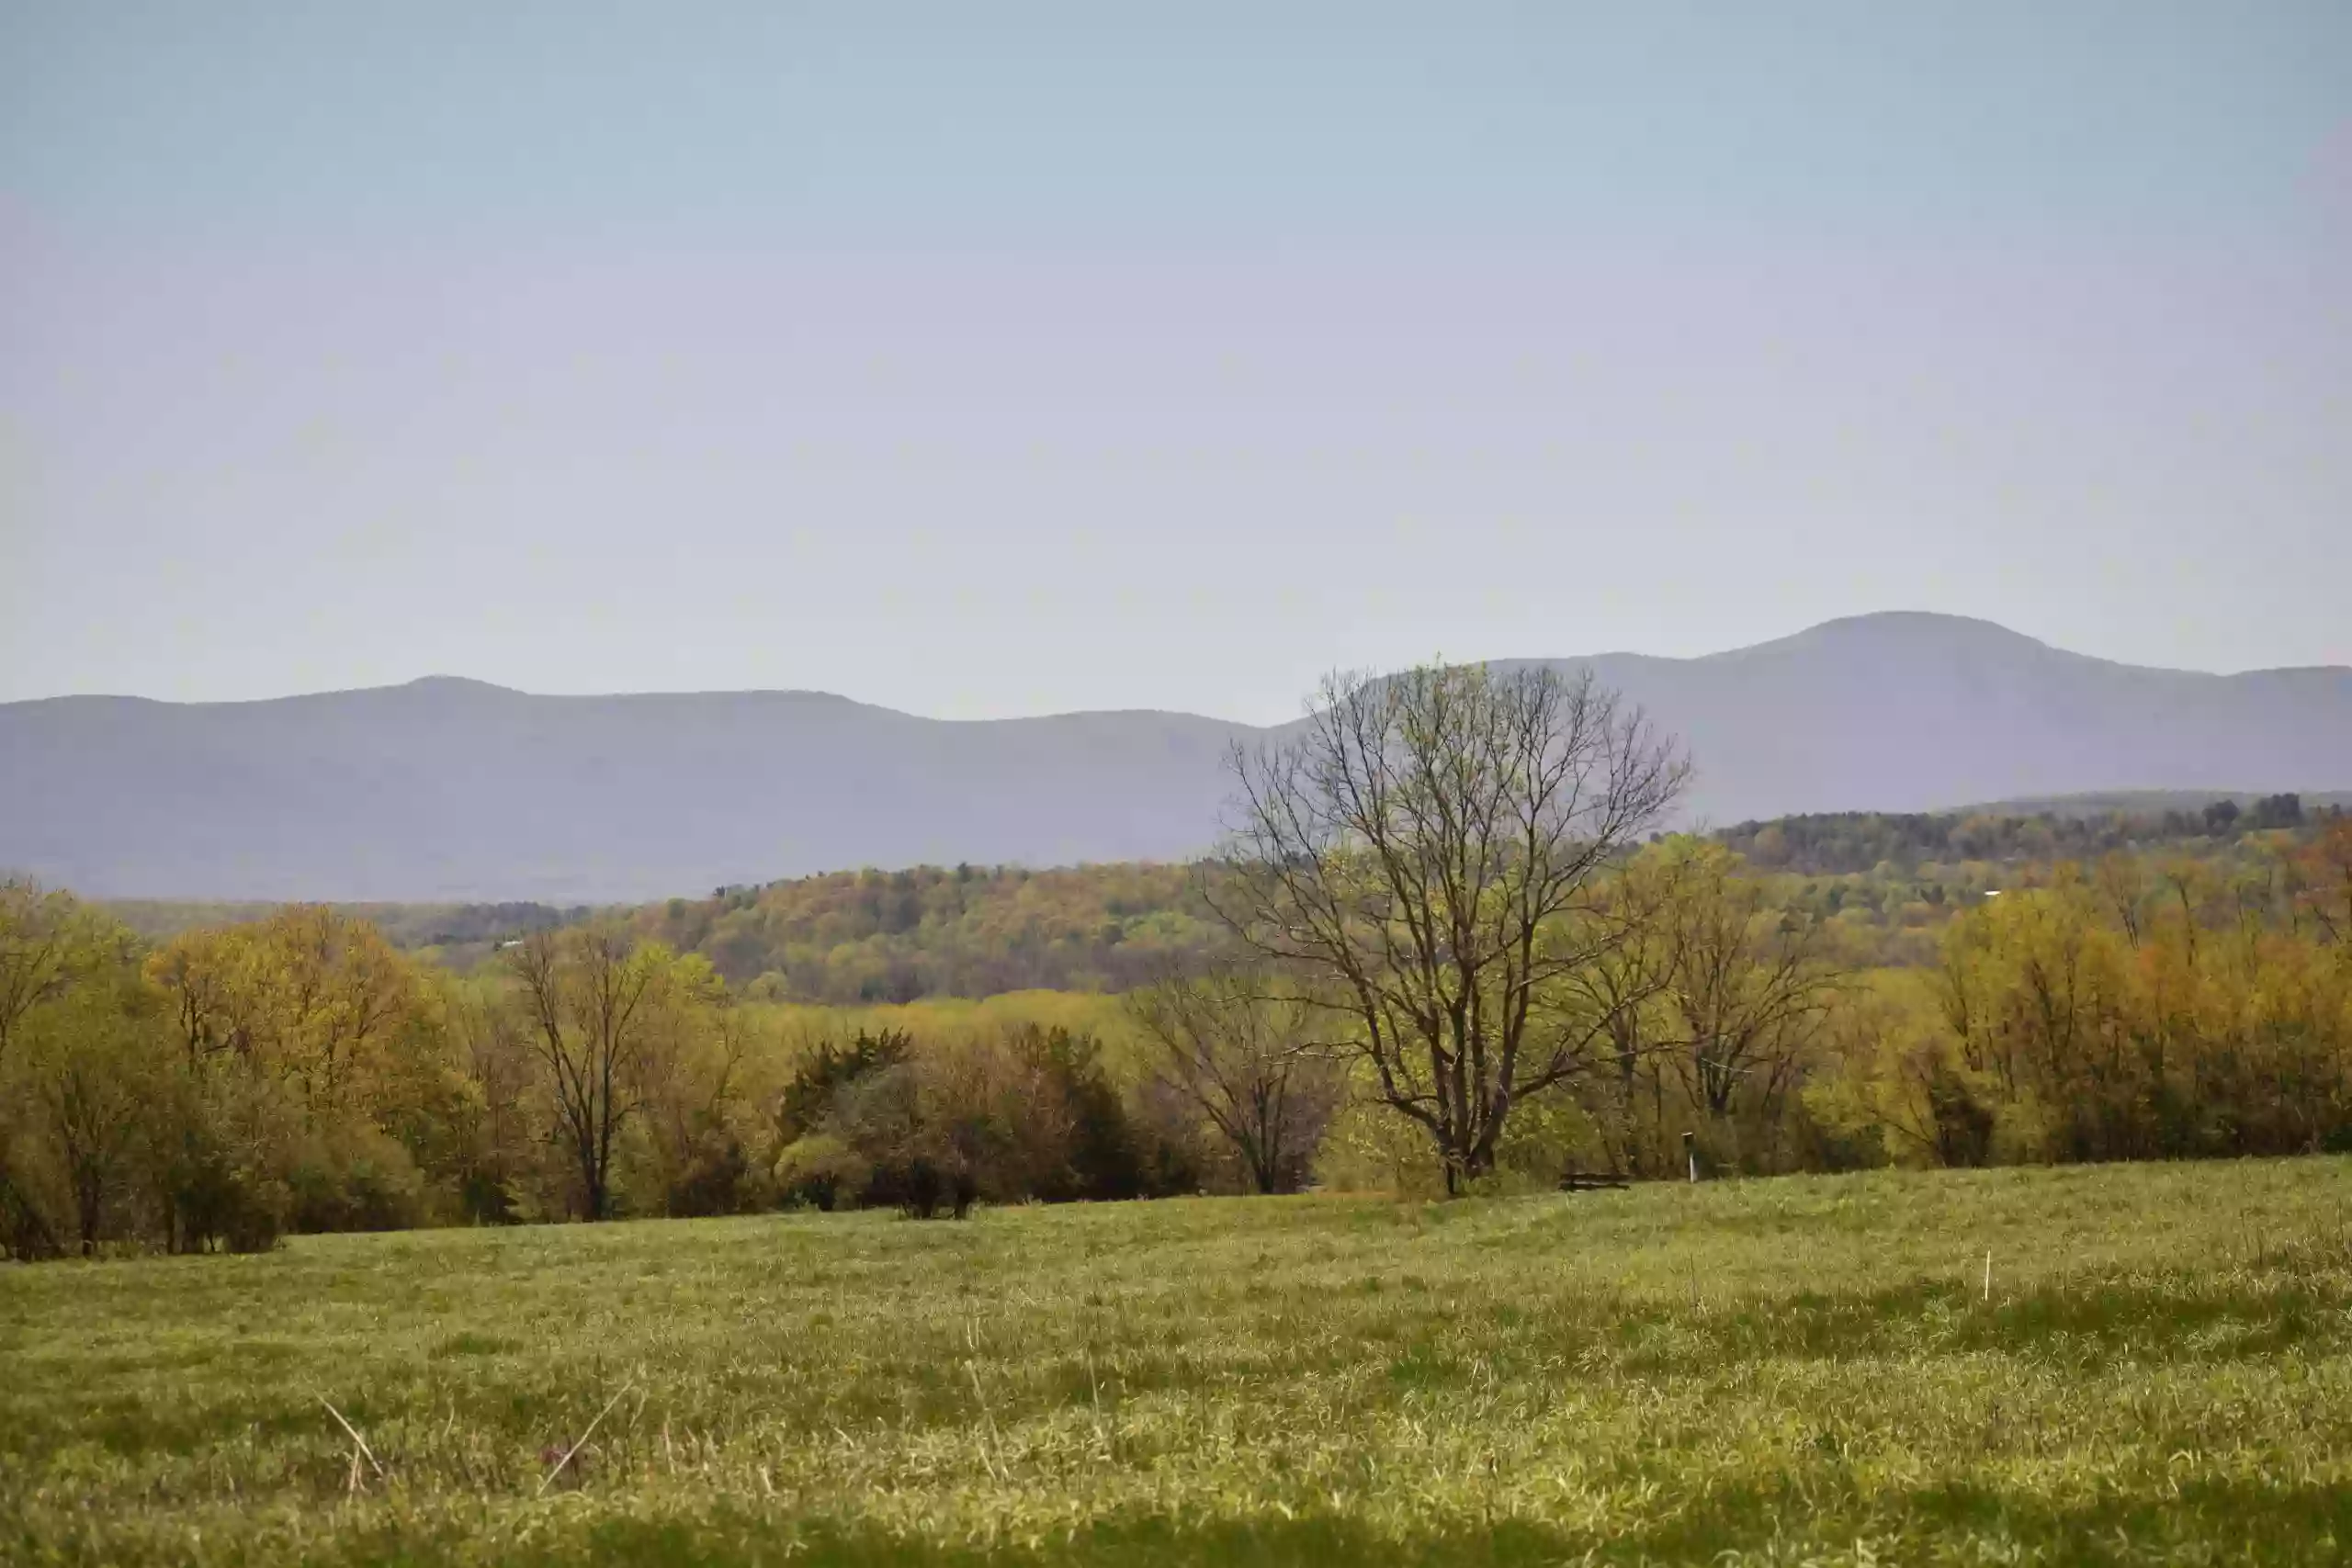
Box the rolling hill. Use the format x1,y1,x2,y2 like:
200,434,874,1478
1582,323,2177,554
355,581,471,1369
4,613,2346,901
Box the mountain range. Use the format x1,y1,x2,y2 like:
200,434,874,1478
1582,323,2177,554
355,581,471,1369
4,613,2346,901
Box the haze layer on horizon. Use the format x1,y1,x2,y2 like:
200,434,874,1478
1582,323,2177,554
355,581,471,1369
5,2,2349,725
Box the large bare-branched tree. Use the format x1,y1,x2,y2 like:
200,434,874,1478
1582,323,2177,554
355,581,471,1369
1662,845,1838,1130
508,927,662,1221
1212,662,1687,1190
1552,851,1681,1177
1126,964,1344,1194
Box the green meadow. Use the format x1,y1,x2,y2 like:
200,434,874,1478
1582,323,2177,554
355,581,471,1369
7,1160,2352,1566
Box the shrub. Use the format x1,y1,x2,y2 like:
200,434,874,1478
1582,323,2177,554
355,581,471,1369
286,1124,428,1233
772,1133,871,1213
666,1130,754,1217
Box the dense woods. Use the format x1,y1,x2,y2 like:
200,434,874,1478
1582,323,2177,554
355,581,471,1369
7,727,2351,1256
631,863,1224,998
106,866,1222,1001
102,799,2345,1005
1718,794,2333,875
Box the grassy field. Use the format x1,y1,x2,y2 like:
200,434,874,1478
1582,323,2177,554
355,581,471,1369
6,1163,2352,1565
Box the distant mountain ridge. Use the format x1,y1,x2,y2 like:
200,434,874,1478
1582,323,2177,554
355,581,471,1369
5,613,2346,901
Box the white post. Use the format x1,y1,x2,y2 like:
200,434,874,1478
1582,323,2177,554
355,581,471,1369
1683,1131,1698,1185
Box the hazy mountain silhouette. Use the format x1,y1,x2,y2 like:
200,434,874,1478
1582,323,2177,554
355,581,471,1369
1522,612,2351,831
4,613,2346,900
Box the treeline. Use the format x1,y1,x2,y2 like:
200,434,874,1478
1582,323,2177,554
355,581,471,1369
1720,795,2335,877
106,898,586,956
0,885,1243,1259
1228,839,2352,1195
102,865,1228,1006
99,807,2346,1008
8,818,2352,1257
1584,823,2352,1182
625,863,1226,998
1811,832,2352,1168
767,1025,1207,1218
560,814,2346,999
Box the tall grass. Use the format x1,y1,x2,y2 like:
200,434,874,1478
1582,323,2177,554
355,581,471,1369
6,1159,2351,1564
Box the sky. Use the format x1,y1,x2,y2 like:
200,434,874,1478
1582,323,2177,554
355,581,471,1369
4,2,2348,724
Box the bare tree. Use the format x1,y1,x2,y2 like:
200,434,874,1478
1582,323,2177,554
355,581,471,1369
441,976,537,1220
635,968,753,1216
1126,964,1343,1193
1550,854,1681,1177
508,928,662,1221
1658,846,1838,1149
1212,662,1687,1191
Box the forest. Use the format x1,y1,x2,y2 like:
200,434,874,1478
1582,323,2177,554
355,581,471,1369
5,665,2350,1258
100,795,2337,1001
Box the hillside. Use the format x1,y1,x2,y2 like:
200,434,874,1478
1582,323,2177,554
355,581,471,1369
7,613,2348,901
0,682,1248,902
595,804,2346,996
1529,614,2352,829
88,803,2340,1002
1954,789,2352,820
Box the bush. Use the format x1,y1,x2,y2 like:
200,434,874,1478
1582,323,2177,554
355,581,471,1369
830,1061,978,1218
0,1154,67,1260
774,1031,911,1146
287,1125,428,1234
168,1150,288,1254
458,1168,521,1225
1006,1025,1152,1202
769,1025,1186,1218
667,1131,754,1217
772,1133,871,1213
153,1073,295,1255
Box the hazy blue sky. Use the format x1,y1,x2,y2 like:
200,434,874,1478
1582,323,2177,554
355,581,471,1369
5,2,2348,722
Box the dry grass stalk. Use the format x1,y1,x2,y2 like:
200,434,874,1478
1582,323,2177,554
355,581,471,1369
537,1381,634,1497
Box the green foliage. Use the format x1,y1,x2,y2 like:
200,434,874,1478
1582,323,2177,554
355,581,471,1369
10,812,2350,1261
94,807,2352,1010
775,1029,912,1146
771,1030,910,1210
1125,969,1341,1194
284,1121,431,1234
635,863,1227,1000
103,866,1227,1003
775,1025,1198,1218
6,882,1222,1257
1720,802,2344,877
144,1066,293,1256
8,1162,2352,1563
102,898,587,963
769,1131,873,1215
1012,1024,1159,1203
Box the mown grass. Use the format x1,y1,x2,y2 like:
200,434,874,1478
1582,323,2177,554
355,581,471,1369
6,1160,2351,1565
